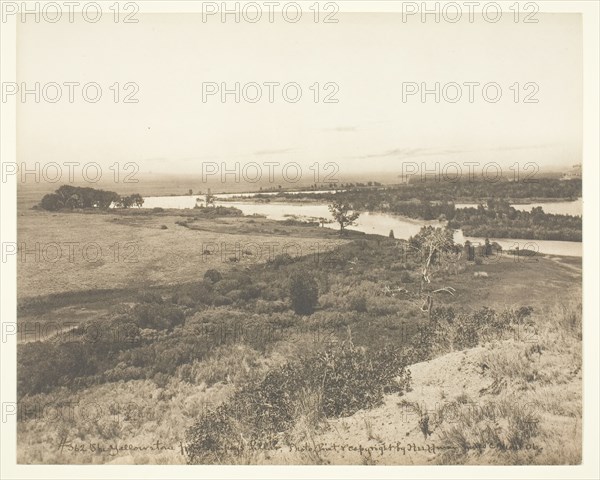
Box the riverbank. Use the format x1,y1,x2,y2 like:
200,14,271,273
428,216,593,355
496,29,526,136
135,196,582,256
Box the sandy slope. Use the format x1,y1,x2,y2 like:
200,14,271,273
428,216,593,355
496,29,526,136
264,338,582,465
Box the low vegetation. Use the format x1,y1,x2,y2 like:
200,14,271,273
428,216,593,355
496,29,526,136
16,217,582,465
186,340,412,464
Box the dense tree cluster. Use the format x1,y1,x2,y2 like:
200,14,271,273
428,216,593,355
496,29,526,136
291,178,581,205
448,200,582,242
281,179,582,241
39,185,143,211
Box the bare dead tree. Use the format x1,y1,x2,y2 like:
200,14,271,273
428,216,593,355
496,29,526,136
408,226,457,318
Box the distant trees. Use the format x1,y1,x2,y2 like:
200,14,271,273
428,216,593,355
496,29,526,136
205,191,216,207
115,193,144,208
39,185,119,211
289,270,319,315
39,193,64,211
275,178,581,223
132,194,144,207
448,202,582,242
39,185,143,211
328,201,360,235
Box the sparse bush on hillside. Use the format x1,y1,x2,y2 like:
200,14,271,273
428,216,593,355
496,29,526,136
203,269,222,284
254,299,288,314
405,306,536,358
452,313,482,350
137,291,164,304
550,301,582,340
437,397,541,464
134,303,184,331
348,293,368,312
185,340,411,464
431,306,456,323
289,270,319,315
267,253,296,269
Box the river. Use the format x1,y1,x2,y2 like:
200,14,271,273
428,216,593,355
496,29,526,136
140,194,582,257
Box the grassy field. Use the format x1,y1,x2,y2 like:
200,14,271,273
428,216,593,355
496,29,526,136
17,208,348,300
16,201,582,465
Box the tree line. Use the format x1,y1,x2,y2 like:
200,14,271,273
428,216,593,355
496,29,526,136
322,180,582,241
39,185,144,211
448,199,582,242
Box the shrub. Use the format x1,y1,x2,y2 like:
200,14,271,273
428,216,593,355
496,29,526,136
137,291,164,304
18,341,95,395
452,313,481,350
267,253,296,269
348,293,368,312
204,269,222,284
193,281,217,305
315,342,411,416
431,306,456,323
289,270,319,315
185,341,411,464
134,303,184,330
171,282,216,307
254,299,288,314
437,398,541,463
213,295,233,306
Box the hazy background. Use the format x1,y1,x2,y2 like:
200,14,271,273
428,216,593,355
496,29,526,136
17,12,582,193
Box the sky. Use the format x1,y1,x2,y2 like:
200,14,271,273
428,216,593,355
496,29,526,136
17,12,582,179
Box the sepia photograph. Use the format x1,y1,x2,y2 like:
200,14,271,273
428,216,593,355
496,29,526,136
0,1,598,478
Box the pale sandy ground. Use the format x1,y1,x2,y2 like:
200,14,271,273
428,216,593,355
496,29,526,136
263,338,581,465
